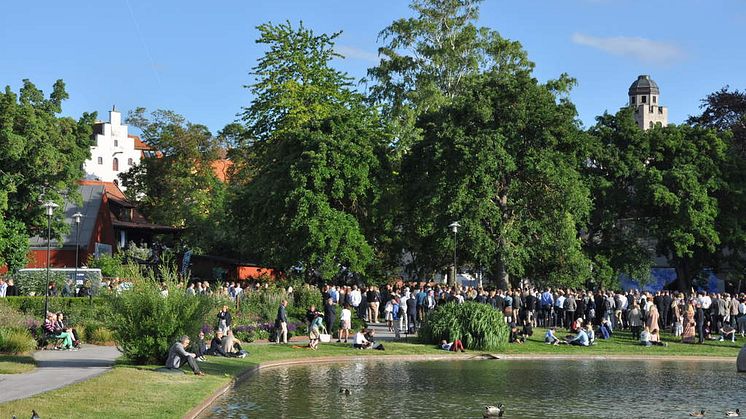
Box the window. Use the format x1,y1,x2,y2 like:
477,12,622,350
642,96,647,103
128,158,133,166
652,96,657,104
97,157,103,165
113,157,119,172
631,96,636,104
114,139,118,147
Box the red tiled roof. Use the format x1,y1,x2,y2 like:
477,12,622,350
129,134,152,150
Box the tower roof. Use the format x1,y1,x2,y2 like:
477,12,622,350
628,75,660,96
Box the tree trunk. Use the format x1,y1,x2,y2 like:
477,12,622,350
496,252,510,290
675,258,692,291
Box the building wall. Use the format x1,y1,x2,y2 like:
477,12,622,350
83,109,141,189
633,104,668,130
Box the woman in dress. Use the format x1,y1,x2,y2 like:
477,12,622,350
682,301,696,343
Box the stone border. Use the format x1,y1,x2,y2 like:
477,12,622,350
184,352,736,419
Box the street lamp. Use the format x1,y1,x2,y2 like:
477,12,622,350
42,201,59,320
73,212,83,289
449,221,461,286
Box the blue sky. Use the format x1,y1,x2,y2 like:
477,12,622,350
1,0,745,134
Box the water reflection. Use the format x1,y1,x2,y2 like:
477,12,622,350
205,360,746,418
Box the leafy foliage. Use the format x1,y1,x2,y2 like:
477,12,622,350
0,79,94,272
120,108,228,254
0,328,36,354
105,266,216,364
402,69,591,287
418,302,507,350
231,22,387,280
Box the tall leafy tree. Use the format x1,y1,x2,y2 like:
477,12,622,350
583,108,657,288
367,0,534,279
688,87,746,280
367,0,532,156
586,108,728,289
642,124,727,288
119,108,226,253
401,69,592,288
230,22,387,280
0,79,94,272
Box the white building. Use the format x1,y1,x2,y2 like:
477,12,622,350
628,75,668,130
83,107,151,190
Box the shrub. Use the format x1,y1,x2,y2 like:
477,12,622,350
240,286,288,323
88,327,114,345
292,283,322,312
418,302,508,351
0,302,36,330
11,271,68,297
0,328,37,354
106,265,216,364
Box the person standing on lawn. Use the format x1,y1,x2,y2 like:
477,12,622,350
276,299,288,344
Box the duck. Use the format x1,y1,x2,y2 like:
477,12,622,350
484,404,505,418
690,409,705,417
339,387,351,396
725,409,740,417
31,411,41,419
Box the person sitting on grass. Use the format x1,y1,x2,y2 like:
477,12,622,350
720,324,736,342
649,328,667,346
569,317,584,333
640,326,660,347
207,330,228,357
193,330,208,361
352,327,372,349
598,319,613,340
43,313,75,350
166,335,204,376
567,327,590,346
585,324,596,345
221,329,247,358
440,339,466,352
509,323,524,344
545,327,560,345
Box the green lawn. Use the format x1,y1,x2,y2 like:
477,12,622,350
0,355,35,374
501,327,743,357
0,333,741,419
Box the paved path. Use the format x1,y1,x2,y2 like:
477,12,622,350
0,345,120,404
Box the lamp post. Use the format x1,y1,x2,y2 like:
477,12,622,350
42,201,59,320
448,221,460,286
73,212,83,289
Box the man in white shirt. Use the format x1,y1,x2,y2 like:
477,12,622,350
350,286,362,310
352,328,371,349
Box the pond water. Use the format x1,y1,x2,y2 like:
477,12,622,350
204,359,745,418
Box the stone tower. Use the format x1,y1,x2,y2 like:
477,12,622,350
628,75,668,130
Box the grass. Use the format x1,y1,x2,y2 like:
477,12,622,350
501,327,743,357
0,331,741,418
0,355,35,374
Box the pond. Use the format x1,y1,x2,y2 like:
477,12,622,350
203,358,745,418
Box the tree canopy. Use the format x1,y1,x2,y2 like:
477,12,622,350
0,80,94,272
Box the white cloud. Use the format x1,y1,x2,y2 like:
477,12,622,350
335,45,379,63
571,33,685,65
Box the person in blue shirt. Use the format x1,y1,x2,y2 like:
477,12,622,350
568,328,589,346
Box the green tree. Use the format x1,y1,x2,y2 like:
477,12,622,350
402,70,592,288
119,108,226,253
230,22,387,280
688,87,746,281
367,0,533,156
586,108,728,289
0,79,94,272
642,124,727,288
583,108,657,288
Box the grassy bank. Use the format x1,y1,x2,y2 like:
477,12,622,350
0,331,741,418
0,355,35,374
